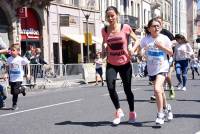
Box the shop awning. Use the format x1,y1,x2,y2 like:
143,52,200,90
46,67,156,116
61,31,102,44
61,34,84,44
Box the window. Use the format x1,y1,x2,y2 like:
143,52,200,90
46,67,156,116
131,1,134,16
69,0,79,7
144,9,146,25
137,4,140,25
115,0,118,8
164,3,167,20
168,4,170,21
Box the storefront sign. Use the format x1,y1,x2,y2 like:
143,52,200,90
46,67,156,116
16,7,28,18
21,28,40,40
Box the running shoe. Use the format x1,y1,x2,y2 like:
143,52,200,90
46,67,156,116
150,95,156,102
113,109,124,125
181,87,187,91
164,104,173,121
102,81,104,86
177,84,182,90
12,105,19,110
0,101,5,109
169,86,175,99
20,86,26,96
155,112,165,125
128,111,137,124
149,81,153,85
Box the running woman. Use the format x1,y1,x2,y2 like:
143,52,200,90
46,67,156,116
101,6,140,125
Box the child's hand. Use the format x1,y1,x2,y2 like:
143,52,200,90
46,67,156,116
154,39,164,49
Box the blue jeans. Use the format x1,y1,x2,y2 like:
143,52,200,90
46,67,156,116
175,59,189,87
0,85,7,107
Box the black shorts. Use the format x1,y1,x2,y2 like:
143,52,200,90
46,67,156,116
96,68,103,76
149,72,167,81
9,82,22,95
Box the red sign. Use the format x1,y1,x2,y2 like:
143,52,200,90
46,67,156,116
21,28,40,40
16,7,28,18
20,8,40,40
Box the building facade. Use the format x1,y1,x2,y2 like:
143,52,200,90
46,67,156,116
0,0,198,64
0,0,48,60
47,0,102,64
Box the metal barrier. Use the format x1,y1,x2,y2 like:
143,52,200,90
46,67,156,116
0,62,144,89
22,64,85,88
0,61,146,90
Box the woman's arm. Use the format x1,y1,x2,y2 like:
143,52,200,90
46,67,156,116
102,42,107,59
129,31,141,55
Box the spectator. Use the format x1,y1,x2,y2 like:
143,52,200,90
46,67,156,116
94,52,104,86
23,43,36,61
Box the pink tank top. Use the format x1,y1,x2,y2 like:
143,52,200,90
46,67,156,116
102,24,131,66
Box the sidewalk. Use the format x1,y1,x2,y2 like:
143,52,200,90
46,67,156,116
30,77,83,90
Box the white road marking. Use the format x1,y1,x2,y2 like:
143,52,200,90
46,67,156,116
0,99,82,118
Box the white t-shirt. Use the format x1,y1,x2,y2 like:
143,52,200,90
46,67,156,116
174,43,193,61
7,55,30,82
140,34,172,76
95,58,103,69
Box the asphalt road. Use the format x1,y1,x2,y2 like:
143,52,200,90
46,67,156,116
0,74,200,134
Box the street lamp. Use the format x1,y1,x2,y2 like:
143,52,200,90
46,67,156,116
81,9,91,63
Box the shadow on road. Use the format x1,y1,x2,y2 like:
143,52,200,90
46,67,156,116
0,107,13,110
176,99,200,102
174,114,200,119
55,120,161,128
55,120,113,127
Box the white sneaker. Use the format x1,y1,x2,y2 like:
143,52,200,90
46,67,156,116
167,112,173,120
155,112,165,125
181,87,187,91
177,85,182,90
164,104,173,121
113,109,124,125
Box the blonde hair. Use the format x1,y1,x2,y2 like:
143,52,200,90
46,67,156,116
10,43,20,51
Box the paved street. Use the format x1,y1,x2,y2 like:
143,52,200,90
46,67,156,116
0,73,200,134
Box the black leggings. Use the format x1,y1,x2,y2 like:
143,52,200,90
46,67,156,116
106,62,134,111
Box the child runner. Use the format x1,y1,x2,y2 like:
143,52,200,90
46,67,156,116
6,44,30,110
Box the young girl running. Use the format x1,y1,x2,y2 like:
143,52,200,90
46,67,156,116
132,18,174,125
